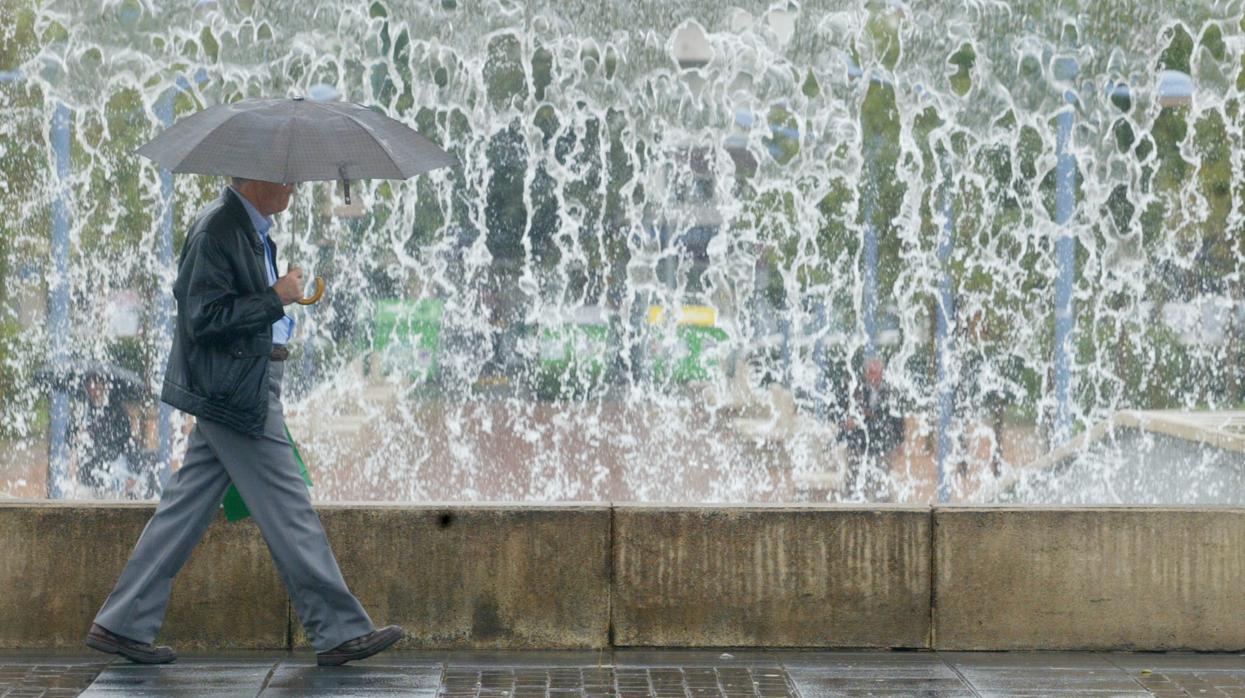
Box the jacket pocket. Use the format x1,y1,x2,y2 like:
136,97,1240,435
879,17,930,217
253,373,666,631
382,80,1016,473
210,355,246,400
220,356,267,407
186,344,235,400
217,333,271,402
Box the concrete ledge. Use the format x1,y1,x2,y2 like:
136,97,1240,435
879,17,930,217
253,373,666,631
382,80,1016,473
612,504,931,648
933,507,1245,650
6,502,1245,650
0,502,287,649
291,504,612,650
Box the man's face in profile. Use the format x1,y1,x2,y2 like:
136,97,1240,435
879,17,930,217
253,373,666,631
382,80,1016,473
237,179,296,217
252,180,295,216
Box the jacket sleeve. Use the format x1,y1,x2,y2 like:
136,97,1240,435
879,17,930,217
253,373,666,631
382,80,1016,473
181,232,285,346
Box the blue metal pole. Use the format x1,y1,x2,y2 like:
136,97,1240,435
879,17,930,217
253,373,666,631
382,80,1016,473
154,91,175,486
935,147,955,503
813,300,828,420
1052,93,1076,446
48,103,71,498
862,136,880,356
779,315,792,385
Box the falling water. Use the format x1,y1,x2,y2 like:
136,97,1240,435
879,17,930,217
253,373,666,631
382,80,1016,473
2,0,1244,503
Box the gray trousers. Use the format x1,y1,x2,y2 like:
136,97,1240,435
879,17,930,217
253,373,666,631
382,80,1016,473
93,360,374,652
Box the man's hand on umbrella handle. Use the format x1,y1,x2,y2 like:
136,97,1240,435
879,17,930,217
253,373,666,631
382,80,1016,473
297,277,325,305
274,267,305,305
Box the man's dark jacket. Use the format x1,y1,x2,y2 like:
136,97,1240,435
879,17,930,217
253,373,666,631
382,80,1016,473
161,188,285,437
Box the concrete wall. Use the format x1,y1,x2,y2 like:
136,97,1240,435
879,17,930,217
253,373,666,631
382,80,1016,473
0,502,287,650
291,504,611,650
933,507,1245,651
612,505,930,647
2,502,1244,651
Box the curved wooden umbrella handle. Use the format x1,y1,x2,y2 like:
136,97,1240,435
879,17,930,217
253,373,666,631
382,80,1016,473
297,277,325,305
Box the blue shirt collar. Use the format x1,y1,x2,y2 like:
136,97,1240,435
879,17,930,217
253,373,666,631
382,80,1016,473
228,185,272,239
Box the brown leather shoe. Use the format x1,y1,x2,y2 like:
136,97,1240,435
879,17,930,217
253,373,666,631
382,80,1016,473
85,623,177,664
316,625,404,666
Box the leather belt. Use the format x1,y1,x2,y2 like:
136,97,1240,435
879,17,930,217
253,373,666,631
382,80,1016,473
270,345,290,362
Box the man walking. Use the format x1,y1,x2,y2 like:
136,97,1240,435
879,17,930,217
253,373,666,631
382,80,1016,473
86,179,403,666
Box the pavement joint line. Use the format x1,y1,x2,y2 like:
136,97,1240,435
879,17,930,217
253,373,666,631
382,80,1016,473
254,659,280,698
1101,652,1156,693
607,506,616,649
928,505,938,650
934,651,984,698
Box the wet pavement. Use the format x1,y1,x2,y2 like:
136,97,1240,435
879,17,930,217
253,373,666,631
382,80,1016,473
4,649,1244,697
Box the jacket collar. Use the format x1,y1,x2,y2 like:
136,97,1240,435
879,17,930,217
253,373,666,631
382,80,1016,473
220,186,273,254
228,185,273,238
221,186,257,239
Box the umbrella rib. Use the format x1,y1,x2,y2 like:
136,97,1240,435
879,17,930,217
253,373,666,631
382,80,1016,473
305,100,404,179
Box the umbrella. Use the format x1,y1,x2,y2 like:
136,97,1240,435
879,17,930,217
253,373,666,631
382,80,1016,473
135,96,457,302
36,359,150,402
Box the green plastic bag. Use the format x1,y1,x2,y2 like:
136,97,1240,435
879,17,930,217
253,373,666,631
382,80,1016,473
221,424,313,522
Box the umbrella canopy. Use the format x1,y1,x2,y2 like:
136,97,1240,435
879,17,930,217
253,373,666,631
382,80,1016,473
135,97,456,195
36,360,149,402
136,96,457,304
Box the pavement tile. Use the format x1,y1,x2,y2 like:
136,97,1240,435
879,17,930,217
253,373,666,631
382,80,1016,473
79,660,276,697
423,664,800,698
788,664,957,679
971,693,1148,697
938,651,1122,670
786,653,967,697
433,651,613,668
259,662,440,697
782,651,949,666
791,686,976,691
0,659,111,698
956,673,1148,695
1106,653,1245,673
937,651,1159,696
614,651,788,667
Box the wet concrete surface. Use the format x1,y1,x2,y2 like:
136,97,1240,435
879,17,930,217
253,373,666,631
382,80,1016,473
0,652,108,697
5,649,1243,697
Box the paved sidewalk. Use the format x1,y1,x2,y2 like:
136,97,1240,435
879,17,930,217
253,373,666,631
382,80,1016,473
3,649,1244,697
